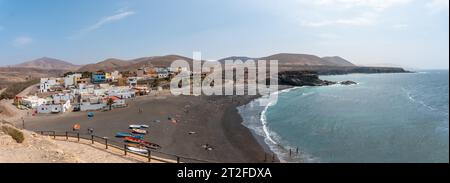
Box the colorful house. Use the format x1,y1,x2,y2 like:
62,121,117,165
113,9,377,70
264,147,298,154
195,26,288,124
91,73,106,84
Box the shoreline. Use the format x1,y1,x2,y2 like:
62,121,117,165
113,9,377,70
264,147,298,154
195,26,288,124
237,85,306,163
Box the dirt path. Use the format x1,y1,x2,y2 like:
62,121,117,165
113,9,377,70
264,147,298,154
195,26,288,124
17,83,39,97
0,84,38,125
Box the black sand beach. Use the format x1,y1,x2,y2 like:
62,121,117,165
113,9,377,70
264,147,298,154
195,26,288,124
24,94,272,163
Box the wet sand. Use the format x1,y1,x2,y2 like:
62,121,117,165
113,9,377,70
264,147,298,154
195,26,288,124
24,94,272,163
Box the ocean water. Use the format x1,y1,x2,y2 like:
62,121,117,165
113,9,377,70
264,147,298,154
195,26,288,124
238,70,449,163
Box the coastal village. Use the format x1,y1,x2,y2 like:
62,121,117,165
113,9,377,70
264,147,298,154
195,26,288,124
13,66,187,115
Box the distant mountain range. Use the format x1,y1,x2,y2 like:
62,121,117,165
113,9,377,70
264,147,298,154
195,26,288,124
218,54,354,67
10,57,81,71
3,53,407,74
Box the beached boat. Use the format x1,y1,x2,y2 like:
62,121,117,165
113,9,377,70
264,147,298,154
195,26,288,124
132,135,144,139
115,132,133,137
124,136,141,144
126,143,143,148
129,124,149,129
141,141,162,150
132,129,147,134
144,143,161,150
139,125,149,128
127,146,148,154
129,125,141,129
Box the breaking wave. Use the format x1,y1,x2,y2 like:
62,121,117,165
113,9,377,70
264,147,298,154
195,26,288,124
238,87,319,163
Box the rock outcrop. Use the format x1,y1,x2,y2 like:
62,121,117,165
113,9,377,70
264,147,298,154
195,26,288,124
340,81,357,85
278,71,336,86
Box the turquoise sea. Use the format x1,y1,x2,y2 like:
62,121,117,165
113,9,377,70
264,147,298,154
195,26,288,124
238,70,449,163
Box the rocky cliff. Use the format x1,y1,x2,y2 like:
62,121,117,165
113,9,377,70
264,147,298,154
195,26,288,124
278,71,336,86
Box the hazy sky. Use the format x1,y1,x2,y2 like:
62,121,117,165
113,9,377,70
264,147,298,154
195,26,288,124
0,0,448,69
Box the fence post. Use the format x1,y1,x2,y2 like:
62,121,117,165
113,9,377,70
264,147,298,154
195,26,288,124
40,131,43,135
124,144,127,155
53,131,56,139
91,135,94,144
148,151,151,163
105,138,108,149
77,133,80,142
177,157,180,163
65,132,68,140
296,147,299,154
289,149,292,157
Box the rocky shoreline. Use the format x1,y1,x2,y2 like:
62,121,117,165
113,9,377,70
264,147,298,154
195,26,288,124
278,71,358,87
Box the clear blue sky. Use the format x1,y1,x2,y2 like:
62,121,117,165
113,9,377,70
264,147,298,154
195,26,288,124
0,0,448,69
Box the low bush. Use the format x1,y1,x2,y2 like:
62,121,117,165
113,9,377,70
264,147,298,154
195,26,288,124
1,125,25,143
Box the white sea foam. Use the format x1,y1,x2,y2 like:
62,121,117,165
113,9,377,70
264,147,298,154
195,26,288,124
238,86,320,163
402,87,437,111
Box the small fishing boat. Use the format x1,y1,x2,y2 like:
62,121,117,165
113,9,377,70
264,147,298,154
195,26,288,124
116,132,133,137
129,125,142,129
132,135,144,139
132,129,147,134
141,141,162,150
127,146,148,154
139,125,149,128
129,124,150,129
145,143,161,150
126,143,143,148
124,136,141,144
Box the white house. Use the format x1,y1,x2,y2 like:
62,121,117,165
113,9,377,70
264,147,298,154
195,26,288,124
80,102,106,111
64,74,82,88
40,78,58,93
22,96,49,109
37,100,71,114
52,93,73,104
107,89,135,99
93,89,107,96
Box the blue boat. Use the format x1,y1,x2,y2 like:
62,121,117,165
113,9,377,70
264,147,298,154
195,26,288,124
132,135,144,139
115,132,133,137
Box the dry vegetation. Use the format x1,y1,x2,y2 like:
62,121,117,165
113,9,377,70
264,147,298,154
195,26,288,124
1,124,25,143
0,79,39,100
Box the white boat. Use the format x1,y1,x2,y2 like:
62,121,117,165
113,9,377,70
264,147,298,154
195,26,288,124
132,129,147,134
129,124,149,129
139,125,149,128
129,125,141,129
127,146,148,154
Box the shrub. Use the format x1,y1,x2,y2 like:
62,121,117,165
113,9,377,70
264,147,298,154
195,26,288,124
1,125,25,143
